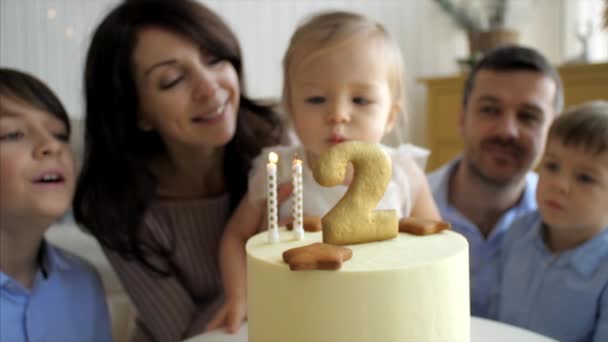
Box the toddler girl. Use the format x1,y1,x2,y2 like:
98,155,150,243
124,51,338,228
211,11,440,333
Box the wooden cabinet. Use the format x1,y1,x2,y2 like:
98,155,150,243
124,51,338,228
420,62,608,171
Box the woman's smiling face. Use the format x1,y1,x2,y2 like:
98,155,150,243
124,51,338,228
133,27,241,152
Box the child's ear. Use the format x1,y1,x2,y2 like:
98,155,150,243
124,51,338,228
384,103,400,134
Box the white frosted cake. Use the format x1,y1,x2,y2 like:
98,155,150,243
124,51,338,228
246,228,470,342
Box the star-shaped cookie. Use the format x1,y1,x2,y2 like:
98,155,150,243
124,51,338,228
282,242,352,271
399,217,450,235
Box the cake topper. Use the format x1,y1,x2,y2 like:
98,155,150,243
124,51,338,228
313,141,398,245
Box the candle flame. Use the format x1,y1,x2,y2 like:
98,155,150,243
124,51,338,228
293,153,302,165
269,152,278,164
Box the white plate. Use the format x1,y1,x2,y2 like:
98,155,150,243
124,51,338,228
184,316,557,342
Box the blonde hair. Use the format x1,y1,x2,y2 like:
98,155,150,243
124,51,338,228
549,101,608,155
282,11,406,120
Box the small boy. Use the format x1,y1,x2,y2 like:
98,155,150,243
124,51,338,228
494,101,608,342
0,68,111,341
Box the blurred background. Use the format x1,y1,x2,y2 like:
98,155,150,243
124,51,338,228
1,0,607,149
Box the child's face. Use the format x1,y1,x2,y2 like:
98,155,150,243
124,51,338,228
133,27,240,152
536,138,608,236
288,35,397,161
0,95,76,228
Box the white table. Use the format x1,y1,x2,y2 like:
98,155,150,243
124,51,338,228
184,316,556,342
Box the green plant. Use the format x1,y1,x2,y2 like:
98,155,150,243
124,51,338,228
432,0,509,32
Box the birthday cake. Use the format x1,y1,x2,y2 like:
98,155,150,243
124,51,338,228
247,228,469,342
247,142,470,341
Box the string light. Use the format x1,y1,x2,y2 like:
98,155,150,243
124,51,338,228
47,8,57,20
64,26,74,38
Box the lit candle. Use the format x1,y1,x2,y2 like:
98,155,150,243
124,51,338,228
267,152,279,243
292,156,304,240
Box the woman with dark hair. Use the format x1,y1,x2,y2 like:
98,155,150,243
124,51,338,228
73,0,282,340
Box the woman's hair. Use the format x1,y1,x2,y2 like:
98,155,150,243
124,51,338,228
549,101,608,155
282,11,406,119
0,68,71,137
73,0,281,275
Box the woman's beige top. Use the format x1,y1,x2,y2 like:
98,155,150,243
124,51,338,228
104,194,230,342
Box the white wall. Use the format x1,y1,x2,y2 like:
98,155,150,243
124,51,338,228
1,0,606,146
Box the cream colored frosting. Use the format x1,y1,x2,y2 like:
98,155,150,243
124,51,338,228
247,228,470,342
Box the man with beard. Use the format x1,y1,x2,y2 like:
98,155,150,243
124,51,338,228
427,45,563,319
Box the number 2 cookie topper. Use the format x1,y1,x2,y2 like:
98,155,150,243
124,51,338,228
313,141,398,245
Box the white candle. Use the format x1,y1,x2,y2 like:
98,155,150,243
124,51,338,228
292,156,304,240
267,152,279,243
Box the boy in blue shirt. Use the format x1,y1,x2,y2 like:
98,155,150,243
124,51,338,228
0,68,111,342
494,101,608,342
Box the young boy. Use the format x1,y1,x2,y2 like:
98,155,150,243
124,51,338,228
494,101,608,342
0,68,111,341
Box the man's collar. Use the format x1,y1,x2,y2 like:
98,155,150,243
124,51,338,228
0,272,11,288
433,157,461,210
446,157,538,210
532,221,608,277
37,241,49,278
519,172,539,209
560,227,608,277
0,240,71,288
39,240,72,278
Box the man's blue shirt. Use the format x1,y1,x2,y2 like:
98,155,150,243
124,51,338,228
495,211,608,342
428,157,538,318
1,240,111,342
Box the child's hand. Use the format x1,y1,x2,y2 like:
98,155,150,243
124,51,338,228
205,298,247,334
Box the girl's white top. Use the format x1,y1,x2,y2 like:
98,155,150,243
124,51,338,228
248,143,429,220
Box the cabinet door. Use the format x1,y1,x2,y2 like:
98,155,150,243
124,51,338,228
563,81,608,107
560,63,608,107
424,76,464,171
422,63,608,172
433,143,463,172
